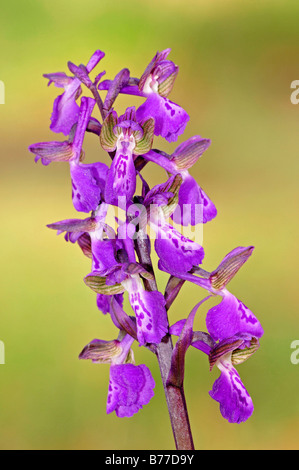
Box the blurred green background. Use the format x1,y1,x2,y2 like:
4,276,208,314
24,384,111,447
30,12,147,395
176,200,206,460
0,0,299,450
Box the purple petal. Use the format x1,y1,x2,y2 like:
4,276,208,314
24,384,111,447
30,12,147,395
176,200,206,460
103,68,130,112
127,280,168,345
46,52,103,136
50,78,81,135
154,223,205,274
97,293,124,315
86,50,105,72
96,294,112,315
104,149,136,205
107,364,155,417
169,319,186,336
91,238,118,274
209,358,254,423
70,161,108,213
43,72,72,88
206,291,264,342
142,149,176,173
34,155,51,166
171,174,217,226
136,94,189,143
72,97,96,160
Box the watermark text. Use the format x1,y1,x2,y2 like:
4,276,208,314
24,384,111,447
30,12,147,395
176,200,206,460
290,340,299,364
0,80,4,104
0,341,5,364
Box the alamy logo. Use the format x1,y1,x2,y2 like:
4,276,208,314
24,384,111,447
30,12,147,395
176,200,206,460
0,80,4,104
290,80,299,104
0,341,5,364
290,340,299,365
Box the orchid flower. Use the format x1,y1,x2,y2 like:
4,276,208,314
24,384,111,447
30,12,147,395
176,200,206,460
30,49,263,449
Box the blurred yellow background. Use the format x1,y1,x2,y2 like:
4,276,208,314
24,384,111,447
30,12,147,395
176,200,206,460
1,0,299,450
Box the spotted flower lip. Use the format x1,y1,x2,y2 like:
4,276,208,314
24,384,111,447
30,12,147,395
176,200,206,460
151,214,205,273
122,274,168,346
209,353,254,423
107,363,155,418
171,173,217,225
136,93,189,143
208,334,260,424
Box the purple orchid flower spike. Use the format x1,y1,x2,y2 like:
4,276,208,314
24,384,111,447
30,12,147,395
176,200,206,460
44,50,105,135
159,246,264,341
32,49,263,447
100,107,154,207
79,331,155,418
